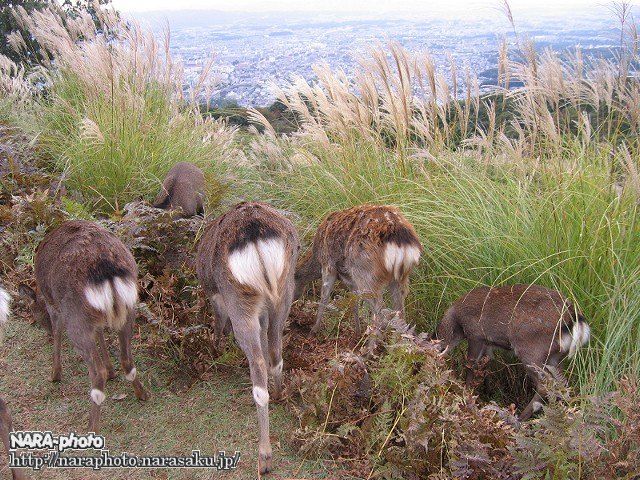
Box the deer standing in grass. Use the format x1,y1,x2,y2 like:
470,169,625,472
20,221,149,432
153,162,205,217
0,286,29,480
436,284,590,420
295,205,422,336
196,202,299,475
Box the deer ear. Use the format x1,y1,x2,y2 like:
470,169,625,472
18,284,36,302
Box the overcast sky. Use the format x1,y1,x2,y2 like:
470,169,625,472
111,0,610,14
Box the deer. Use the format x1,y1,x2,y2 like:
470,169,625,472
294,204,422,337
153,162,205,217
0,286,29,480
196,201,299,475
436,284,591,420
19,221,149,433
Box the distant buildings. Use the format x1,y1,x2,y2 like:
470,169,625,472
158,12,617,107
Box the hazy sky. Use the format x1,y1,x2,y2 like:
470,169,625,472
111,0,608,14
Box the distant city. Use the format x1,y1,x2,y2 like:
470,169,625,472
135,8,623,107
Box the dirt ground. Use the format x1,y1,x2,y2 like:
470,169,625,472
0,306,356,480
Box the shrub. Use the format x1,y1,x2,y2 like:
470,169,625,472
286,310,640,479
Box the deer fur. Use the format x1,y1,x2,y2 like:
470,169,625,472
153,162,205,217
19,221,149,432
295,204,422,336
0,287,8,329
196,202,299,475
436,284,590,420
0,287,29,479
0,398,28,480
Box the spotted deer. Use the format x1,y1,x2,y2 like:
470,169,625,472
196,202,299,475
153,162,205,217
0,286,29,479
19,221,149,432
436,284,590,420
294,204,422,336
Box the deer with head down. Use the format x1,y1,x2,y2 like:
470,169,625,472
153,162,205,217
294,204,422,336
0,286,29,479
196,201,299,475
20,221,149,432
436,284,590,420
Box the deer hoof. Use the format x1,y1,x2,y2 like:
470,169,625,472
258,449,272,475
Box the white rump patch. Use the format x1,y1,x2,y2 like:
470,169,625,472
113,277,138,309
85,277,136,330
561,321,591,358
579,322,591,346
85,281,114,312
252,386,269,407
384,243,421,279
90,389,106,406
228,238,285,302
0,287,10,326
125,367,137,382
532,401,543,413
559,331,573,353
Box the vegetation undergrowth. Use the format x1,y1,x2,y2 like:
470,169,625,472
245,4,640,399
1,1,639,478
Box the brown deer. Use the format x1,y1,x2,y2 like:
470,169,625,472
436,284,590,420
0,286,29,480
153,162,205,217
19,221,149,432
294,204,422,336
196,202,299,475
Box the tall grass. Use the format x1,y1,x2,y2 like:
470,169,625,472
248,7,640,396
1,0,639,397
0,3,236,212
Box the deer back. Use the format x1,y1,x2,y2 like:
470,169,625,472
153,162,205,217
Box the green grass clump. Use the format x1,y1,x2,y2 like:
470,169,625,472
37,72,229,212
260,145,640,396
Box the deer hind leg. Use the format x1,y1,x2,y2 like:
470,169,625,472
0,398,28,480
519,354,564,421
210,294,230,350
350,267,384,337
66,324,107,432
233,314,272,475
118,310,149,402
360,284,384,338
51,313,63,383
0,398,11,473
465,339,488,388
97,328,116,380
352,297,361,337
268,283,293,400
310,267,337,335
389,277,409,318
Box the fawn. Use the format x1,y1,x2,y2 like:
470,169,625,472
295,204,422,336
436,284,590,420
20,221,149,432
